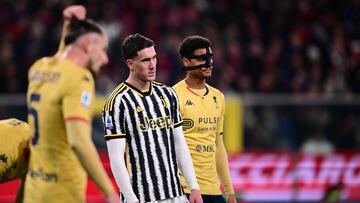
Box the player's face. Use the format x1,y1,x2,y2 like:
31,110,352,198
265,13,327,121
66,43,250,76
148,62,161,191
129,46,157,82
187,48,213,79
87,33,109,75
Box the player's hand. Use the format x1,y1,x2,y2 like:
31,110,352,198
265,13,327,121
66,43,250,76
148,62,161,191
226,194,237,203
106,192,122,203
63,5,86,20
189,189,203,203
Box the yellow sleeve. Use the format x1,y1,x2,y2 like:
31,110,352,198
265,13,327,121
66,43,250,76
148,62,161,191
66,120,114,196
217,93,225,135
62,70,114,196
62,71,94,123
216,134,235,196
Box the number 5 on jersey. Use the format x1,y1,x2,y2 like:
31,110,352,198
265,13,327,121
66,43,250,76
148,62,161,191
28,93,40,145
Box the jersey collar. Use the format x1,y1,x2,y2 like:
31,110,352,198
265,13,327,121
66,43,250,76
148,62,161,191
124,81,153,97
186,85,209,97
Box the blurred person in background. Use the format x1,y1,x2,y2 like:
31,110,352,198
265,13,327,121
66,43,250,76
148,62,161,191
301,128,334,155
173,35,236,203
24,5,120,203
102,33,202,203
0,118,32,203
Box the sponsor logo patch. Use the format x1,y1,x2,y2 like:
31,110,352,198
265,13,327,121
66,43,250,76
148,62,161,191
81,91,91,107
105,113,113,130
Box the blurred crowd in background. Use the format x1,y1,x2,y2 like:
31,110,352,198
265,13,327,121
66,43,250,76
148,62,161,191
0,0,359,151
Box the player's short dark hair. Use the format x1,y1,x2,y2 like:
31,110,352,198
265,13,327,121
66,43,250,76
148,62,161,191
178,35,211,58
122,33,154,60
64,19,103,45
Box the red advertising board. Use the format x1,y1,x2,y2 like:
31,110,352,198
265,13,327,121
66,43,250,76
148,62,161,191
1,151,359,202
228,152,360,201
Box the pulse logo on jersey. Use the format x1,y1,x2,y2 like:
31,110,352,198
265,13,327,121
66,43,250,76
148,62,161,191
182,118,194,131
185,100,194,106
81,91,91,107
105,113,114,130
198,117,220,124
139,116,171,132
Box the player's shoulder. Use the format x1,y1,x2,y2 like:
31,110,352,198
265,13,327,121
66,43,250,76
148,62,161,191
153,81,174,91
152,81,167,88
55,60,95,90
103,82,128,112
0,118,32,140
28,56,56,73
206,83,224,97
172,80,186,92
152,81,179,97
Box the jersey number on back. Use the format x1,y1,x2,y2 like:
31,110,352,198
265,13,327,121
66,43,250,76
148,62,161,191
28,93,40,145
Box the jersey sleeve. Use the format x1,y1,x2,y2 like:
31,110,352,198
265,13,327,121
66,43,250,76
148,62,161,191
62,71,94,123
102,96,127,140
217,93,226,136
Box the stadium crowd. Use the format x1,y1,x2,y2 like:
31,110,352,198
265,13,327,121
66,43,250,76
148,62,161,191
0,0,359,150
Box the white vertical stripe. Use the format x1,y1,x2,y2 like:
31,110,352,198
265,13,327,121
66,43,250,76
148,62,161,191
130,93,156,201
126,93,155,202
116,92,145,202
145,95,168,199
155,86,181,195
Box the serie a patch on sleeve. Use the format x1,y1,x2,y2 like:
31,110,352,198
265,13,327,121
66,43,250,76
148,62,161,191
105,112,114,130
81,91,92,107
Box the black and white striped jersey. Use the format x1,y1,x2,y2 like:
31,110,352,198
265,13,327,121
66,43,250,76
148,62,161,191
102,81,184,202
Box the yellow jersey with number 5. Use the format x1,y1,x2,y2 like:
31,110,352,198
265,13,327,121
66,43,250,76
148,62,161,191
25,57,95,203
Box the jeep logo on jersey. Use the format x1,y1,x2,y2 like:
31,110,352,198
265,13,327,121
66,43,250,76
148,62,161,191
195,144,215,152
139,116,171,132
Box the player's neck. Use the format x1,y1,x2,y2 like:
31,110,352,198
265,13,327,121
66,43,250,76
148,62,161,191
60,46,88,69
126,75,151,92
185,76,206,89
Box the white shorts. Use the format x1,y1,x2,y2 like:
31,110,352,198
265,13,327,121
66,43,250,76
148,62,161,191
155,195,189,203
125,195,189,203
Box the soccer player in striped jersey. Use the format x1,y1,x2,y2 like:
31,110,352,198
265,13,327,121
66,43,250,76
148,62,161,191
103,34,203,203
173,36,236,203
0,118,32,203
24,5,120,203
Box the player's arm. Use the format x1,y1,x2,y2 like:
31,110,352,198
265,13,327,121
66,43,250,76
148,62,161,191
215,134,236,202
215,93,236,203
65,120,120,202
55,5,86,57
106,139,139,203
174,127,203,203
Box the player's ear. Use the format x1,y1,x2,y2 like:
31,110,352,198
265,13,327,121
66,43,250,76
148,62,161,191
182,57,190,66
80,35,93,53
126,59,134,71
